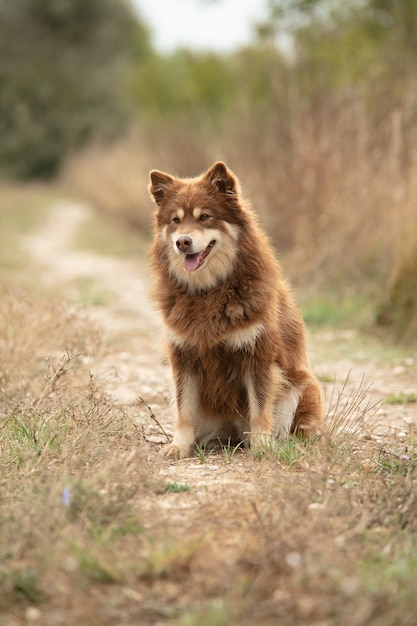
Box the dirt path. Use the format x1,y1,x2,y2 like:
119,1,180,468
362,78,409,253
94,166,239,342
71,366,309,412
23,200,171,408
24,200,417,453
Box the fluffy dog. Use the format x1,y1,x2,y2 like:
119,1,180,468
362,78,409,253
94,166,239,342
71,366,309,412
148,161,323,458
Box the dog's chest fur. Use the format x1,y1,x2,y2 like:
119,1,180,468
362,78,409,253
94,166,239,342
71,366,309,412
160,268,278,353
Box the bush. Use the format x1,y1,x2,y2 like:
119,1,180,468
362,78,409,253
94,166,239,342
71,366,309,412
0,0,148,179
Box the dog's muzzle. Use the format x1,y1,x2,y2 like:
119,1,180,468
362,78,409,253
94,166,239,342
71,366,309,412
175,236,216,271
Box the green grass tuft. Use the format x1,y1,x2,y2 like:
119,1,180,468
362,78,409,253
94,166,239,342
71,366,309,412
165,481,191,493
384,392,416,405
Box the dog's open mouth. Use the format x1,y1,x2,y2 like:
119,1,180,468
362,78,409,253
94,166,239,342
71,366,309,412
184,241,216,272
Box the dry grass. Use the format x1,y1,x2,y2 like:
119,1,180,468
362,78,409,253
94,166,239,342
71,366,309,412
65,99,417,306
1,300,416,626
1,185,417,625
63,135,154,235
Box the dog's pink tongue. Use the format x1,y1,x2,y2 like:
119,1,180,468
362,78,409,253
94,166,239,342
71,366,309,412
184,253,202,271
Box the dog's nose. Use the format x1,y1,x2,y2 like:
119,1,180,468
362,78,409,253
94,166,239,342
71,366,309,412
176,236,192,252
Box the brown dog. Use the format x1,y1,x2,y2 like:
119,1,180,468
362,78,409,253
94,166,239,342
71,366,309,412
148,161,323,458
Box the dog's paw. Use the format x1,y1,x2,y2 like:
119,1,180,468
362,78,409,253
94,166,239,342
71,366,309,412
248,432,275,456
163,443,192,460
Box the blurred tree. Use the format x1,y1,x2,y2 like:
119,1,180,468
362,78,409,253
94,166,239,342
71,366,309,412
0,0,150,179
130,49,237,123
260,0,417,83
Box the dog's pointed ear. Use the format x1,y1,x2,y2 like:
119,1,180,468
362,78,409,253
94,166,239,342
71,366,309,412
205,161,238,196
149,170,175,206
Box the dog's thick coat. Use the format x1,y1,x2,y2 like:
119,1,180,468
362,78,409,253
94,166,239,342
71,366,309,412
148,162,323,458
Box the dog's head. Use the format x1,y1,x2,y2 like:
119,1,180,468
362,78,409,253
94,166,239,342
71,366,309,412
149,162,245,290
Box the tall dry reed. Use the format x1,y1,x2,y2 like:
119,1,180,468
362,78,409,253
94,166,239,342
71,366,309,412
65,94,417,316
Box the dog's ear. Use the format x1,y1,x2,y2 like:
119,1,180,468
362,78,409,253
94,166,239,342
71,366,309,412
149,170,175,206
205,162,239,196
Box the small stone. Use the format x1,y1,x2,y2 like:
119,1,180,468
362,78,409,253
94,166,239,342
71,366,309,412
285,551,302,568
25,607,41,621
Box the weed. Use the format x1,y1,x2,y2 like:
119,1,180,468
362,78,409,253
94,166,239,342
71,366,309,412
0,567,43,606
165,482,191,493
384,392,417,405
142,535,205,580
374,446,417,476
324,373,382,442
6,407,68,465
250,435,308,466
70,543,119,584
194,441,209,463
221,438,244,461
318,372,335,383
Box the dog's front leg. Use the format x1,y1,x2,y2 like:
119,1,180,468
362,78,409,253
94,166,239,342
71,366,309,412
166,371,199,459
245,365,283,450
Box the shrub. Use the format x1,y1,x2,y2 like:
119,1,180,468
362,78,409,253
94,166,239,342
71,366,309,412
0,0,147,179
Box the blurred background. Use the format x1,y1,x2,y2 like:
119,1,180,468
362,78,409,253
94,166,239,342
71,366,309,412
1,0,416,339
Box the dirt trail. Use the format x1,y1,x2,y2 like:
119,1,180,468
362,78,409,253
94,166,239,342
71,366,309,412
23,200,171,408
24,201,417,453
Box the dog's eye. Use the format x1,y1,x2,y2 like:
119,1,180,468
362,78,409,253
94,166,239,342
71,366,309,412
199,213,210,221
172,217,180,224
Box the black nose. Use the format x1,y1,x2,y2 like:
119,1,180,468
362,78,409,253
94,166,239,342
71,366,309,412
176,236,192,252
